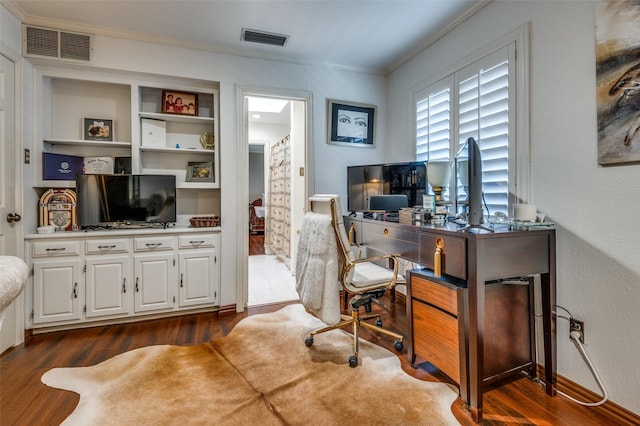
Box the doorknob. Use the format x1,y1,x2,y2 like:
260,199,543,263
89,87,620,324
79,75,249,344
6,213,22,223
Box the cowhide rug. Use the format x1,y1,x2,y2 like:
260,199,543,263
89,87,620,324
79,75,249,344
42,304,460,425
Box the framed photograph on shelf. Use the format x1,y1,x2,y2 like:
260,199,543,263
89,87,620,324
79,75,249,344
161,90,198,116
83,118,113,141
327,99,375,147
186,161,214,182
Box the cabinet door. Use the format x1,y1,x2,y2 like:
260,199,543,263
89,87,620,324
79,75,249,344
178,249,217,307
85,255,131,318
33,259,82,324
134,253,176,313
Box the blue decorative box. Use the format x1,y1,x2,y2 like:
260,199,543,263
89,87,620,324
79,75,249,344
43,153,84,180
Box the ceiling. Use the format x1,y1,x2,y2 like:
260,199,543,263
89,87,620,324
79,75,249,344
6,0,484,74
4,0,485,127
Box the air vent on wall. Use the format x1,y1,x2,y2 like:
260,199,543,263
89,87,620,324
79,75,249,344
23,25,93,63
241,28,288,47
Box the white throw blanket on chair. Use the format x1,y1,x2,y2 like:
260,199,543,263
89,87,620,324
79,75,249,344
295,212,341,325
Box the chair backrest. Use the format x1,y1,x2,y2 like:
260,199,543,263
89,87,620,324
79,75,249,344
309,194,356,284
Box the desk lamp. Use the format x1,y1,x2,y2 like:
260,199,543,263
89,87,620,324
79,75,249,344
426,161,452,204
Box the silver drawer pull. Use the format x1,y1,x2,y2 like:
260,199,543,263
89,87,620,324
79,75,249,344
98,245,116,249
145,243,162,248
189,240,205,245
45,247,66,252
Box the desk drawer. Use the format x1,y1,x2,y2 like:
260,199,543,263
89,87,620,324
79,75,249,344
85,239,129,254
410,275,458,315
418,233,466,279
31,240,81,257
178,234,217,249
412,299,460,383
134,237,176,252
362,221,418,260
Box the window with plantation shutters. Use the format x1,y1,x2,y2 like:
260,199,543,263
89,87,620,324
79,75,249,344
416,77,452,162
415,40,524,219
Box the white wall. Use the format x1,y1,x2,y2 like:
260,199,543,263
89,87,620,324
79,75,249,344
0,5,21,53
1,9,391,310
248,151,264,202
92,38,391,308
388,0,640,415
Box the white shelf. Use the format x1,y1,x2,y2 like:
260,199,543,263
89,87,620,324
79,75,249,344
139,112,214,124
177,181,215,190
44,139,132,148
33,72,221,234
140,146,214,154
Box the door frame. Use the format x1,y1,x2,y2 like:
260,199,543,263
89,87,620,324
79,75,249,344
236,85,313,311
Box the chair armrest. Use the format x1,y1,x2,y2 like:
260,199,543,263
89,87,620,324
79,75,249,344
344,254,401,292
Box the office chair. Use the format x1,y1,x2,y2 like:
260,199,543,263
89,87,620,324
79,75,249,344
300,194,404,367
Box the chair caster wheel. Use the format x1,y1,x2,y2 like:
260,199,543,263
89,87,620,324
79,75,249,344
348,355,358,368
375,318,382,327
305,337,314,347
394,340,403,351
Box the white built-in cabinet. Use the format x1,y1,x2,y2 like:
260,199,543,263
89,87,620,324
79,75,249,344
26,230,220,332
32,66,220,230
25,65,222,332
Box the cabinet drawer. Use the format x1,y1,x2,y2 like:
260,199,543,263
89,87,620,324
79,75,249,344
410,275,458,315
412,299,460,383
85,239,130,254
178,234,217,249
418,233,466,279
31,240,81,257
134,236,176,252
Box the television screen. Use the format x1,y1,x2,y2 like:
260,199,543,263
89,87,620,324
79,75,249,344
456,137,493,232
76,174,176,227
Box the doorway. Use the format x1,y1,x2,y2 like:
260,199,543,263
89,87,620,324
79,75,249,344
238,87,312,309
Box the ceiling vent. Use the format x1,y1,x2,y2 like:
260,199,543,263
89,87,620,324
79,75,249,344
23,25,93,63
241,28,288,47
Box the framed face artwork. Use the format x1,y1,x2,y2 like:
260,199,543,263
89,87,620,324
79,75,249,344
327,99,376,147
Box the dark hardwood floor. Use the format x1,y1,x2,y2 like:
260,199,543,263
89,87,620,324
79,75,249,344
0,294,626,425
249,233,265,255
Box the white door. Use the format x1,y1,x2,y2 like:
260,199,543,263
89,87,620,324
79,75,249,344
0,52,19,254
32,259,83,324
134,253,175,312
178,249,217,307
85,255,131,317
0,51,22,352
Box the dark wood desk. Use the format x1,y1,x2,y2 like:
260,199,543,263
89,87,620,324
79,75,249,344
344,216,557,423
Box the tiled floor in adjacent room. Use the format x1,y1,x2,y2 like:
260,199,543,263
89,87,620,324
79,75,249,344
248,255,299,306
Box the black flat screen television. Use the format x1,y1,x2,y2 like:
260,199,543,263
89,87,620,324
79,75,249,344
76,174,176,228
456,137,493,232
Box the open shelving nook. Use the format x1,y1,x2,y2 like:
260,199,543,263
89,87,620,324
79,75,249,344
32,66,221,230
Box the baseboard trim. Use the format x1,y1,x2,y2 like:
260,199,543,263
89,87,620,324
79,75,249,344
217,304,237,315
538,365,639,425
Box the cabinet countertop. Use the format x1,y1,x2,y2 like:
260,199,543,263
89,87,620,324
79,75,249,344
25,226,221,240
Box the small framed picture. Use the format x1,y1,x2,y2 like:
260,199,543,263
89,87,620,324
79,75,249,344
83,118,113,141
186,161,214,182
162,90,198,116
327,99,375,147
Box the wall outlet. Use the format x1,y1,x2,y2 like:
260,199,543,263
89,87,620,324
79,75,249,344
570,318,585,343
